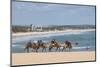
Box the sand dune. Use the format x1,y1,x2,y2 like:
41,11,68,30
12,51,95,66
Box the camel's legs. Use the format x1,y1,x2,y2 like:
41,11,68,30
49,46,52,52
68,48,70,52
32,49,35,52
68,47,71,52
62,47,65,51
42,47,46,52
27,48,29,53
44,47,46,52
68,46,72,52
32,49,34,52
42,48,44,52
35,48,38,52
65,47,67,51
56,47,58,51
42,48,43,52
59,47,60,52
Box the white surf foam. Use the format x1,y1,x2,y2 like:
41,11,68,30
12,30,93,44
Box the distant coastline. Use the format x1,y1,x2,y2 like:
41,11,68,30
12,25,95,33
12,29,95,37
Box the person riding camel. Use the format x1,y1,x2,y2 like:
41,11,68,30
51,39,56,45
37,40,43,46
65,40,71,46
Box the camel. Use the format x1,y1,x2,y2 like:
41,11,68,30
62,41,72,51
24,41,39,52
37,40,47,52
24,40,47,52
49,39,61,52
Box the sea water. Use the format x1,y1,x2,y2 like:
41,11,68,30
12,31,95,53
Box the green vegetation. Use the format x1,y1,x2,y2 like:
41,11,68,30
12,25,95,33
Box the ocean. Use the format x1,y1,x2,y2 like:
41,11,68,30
12,31,96,53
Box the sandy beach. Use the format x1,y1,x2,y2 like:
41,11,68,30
12,29,95,37
12,29,96,66
12,51,95,66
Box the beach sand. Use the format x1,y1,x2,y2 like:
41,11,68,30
12,29,96,66
12,51,95,66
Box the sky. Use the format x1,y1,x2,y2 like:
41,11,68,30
12,1,96,26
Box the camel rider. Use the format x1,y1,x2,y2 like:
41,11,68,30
37,40,40,46
51,39,56,45
40,40,43,46
37,40,43,46
32,40,37,46
65,40,68,44
65,40,71,46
